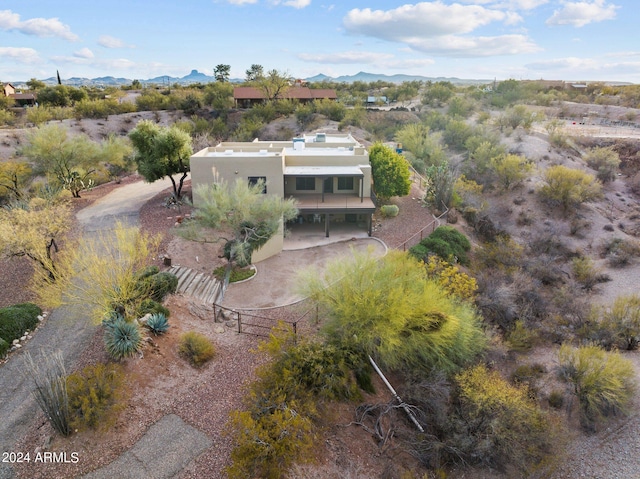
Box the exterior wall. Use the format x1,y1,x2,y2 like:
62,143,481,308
251,221,284,263
190,149,285,205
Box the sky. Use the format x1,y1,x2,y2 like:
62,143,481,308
1,0,638,84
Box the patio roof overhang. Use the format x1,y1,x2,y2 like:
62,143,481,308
283,166,364,177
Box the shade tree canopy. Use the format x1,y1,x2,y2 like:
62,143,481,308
128,120,193,199
368,143,411,201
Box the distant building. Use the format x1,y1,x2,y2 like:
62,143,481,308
3,83,37,106
233,86,337,108
190,133,375,262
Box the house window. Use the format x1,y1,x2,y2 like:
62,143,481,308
337,177,354,190
248,176,267,194
296,177,315,191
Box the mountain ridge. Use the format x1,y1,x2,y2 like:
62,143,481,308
17,70,492,87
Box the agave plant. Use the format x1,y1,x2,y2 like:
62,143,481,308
104,317,141,361
145,313,169,336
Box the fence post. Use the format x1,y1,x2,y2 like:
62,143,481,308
293,322,297,344
237,311,242,334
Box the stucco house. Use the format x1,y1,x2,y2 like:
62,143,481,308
233,86,337,108
190,133,375,262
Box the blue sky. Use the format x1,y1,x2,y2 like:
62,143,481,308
1,0,638,83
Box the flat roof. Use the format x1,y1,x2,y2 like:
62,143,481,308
204,150,281,157
283,147,359,156
284,166,364,176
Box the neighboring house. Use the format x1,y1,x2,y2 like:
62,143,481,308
3,83,37,106
233,86,337,108
190,133,375,262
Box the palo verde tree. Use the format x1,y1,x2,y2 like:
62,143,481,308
182,179,298,295
245,64,264,82
128,120,193,200
368,143,411,201
33,222,161,323
298,249,486,375
20,124,101,198
0,161,32,202
0,197,72,281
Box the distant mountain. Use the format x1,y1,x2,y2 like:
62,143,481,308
24,69,491,87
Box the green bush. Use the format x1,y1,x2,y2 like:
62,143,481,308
548,390,565,409
0,303,42,343
213,265,255,283
145,313,169,336
179,331,215,367
103,317,142,361
410,226,471,265
0,337,9,357
558,344,636,430
135,298,170,317
145,271,178,301
136,265,160,280
380,204,399,217
67,362,126,430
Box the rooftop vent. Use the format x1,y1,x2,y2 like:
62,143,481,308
259,149,268,155
224,149,234,155
293,137,305,150
315,133,326,143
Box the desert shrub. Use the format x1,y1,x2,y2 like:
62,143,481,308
596,294,640,350
451,364,557,471
572,256,607,291
539,165,602,213
179,331,215,367
489,153,534,191
410,226,471,266
144,271,178,302
145,313,169,336
135,298,170,317
380,204,399,217
0,337,9,357
424,255,477,301
103,317,142,361
548,390,565,409
226,332,359,479
506,320,538,352
601,238,640,267
25,106,54,125
474,236,523,273
25,351,72,436
583,146,620,182
0,302,42,343
66,362,126,430
558,344,636,430
511,362,546,386
0,109,15,126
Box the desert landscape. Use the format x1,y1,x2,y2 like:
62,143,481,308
2,83,640,479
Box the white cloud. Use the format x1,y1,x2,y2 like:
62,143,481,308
525,57,599,70
342,2,537,57
298,51,393,64
0,9,78,41
224,0,258,4
457,0,548,8
74,47,94,59
344,3,513,39
270,0,311,7
546,0,619,27
0,46,40,64
409,34,540,57
98,35,126,48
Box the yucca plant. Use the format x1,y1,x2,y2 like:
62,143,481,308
104,317,142,361
145,313,169,336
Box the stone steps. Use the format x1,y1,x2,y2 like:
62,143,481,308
168,265,221,305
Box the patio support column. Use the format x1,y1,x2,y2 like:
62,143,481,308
321,176,325,203
325,214,330,237
360,176,364,203
367,214,372,236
